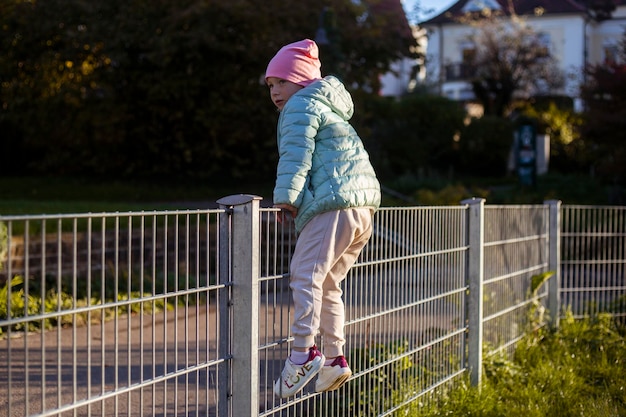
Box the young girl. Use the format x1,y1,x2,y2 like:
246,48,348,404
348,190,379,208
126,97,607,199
266,39,381,398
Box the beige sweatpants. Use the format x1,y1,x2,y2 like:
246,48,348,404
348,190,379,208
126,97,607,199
289,207,373,358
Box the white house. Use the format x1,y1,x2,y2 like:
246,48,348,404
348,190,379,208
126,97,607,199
376,0,428,96
420,0,626,108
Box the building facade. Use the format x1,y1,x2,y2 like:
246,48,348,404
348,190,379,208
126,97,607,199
421,0,626,108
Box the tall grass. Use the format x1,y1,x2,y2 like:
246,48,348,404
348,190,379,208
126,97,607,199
418,312,626,417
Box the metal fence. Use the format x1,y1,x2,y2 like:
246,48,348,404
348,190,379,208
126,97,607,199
0,197,624,417
561,205,626,319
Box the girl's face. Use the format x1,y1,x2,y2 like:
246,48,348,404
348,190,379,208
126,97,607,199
266,77,303,111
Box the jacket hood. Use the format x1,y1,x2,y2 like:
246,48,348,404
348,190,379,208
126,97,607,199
297,76,354,121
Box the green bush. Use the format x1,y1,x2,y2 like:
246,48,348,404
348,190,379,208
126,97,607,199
0,276,41,335
0,273,169,336
414,184,489,205
519,100,586,175
358,93,465,180
456,116,514,177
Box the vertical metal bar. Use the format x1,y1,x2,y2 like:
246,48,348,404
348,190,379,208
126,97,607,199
126,215,133,417
602,208,615,309
72,218,78,417
151,214,158,417
5,221,12,416
618,209,624,318
571,206,576,312
163,215,169,416
114,216,120,417
56,218,63,409
174,214,180,413
462,198,484,387
586,208,592,316
217,194,262,417
87,217,93,417
217,204,231,417
572,207,578,315
194,213,201,417
100,216,106,416
205,212,213,417
40,219,47,414
545,200,561,328
22,221,29,416
602,208,609,315
184,213,190,416
139,215,145,417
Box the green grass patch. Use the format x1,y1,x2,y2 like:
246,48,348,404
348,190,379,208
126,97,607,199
0,176,210,202
0,199,180,216
0,174,614,215
305,312,625,417
418,313,626,417
0,176,273,215
0,266,213,336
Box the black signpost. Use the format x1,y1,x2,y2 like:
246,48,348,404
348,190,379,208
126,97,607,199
516,120,537,187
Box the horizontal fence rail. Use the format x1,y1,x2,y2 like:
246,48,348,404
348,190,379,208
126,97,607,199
0,200,625,417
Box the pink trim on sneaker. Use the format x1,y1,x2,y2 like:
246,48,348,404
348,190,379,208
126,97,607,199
315,355,352,392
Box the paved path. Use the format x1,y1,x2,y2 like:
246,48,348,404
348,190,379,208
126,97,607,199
1,303,237,416
0,289,457,417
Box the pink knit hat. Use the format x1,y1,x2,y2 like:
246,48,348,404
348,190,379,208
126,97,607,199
265,39,322,87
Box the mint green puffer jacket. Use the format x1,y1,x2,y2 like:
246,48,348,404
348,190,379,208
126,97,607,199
273,76,381,232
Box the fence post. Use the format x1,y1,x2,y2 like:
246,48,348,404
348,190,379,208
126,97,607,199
462,198,484,387
217,194,262,417
545,200,561,329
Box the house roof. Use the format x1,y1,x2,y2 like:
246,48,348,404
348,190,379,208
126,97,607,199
421,0,625,25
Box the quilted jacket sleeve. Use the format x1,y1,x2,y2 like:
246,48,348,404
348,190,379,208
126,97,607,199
273,101,320,208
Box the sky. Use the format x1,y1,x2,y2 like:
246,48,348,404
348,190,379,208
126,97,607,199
402,0,457,23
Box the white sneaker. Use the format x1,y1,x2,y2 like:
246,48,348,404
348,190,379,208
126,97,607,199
315,356,352,392
274,346,324,398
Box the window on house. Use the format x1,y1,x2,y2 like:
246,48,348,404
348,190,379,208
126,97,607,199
462,44,476,63
603,43,619,64
445,41,476,81
536,32,551,58
461,42,476,78
462,0,502,13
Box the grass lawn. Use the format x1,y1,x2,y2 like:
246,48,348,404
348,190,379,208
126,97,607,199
0,176,274,215
0,173,616,216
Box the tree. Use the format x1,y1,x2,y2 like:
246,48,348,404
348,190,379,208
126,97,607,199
342,0,420,93
457,115,514,177
462,9,564,117
576,26,626,198
0,0,419,182
580,62,626,188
